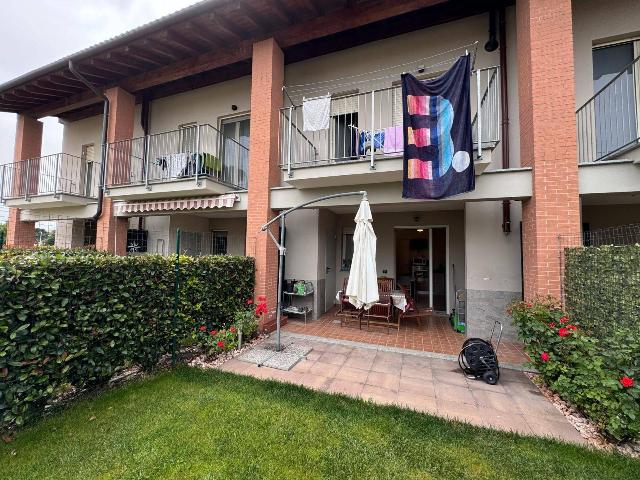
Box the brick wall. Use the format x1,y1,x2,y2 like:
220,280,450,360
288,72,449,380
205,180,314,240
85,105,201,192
517,0,581,300
246,38,284,330
96,87,134,255
6,114,43,247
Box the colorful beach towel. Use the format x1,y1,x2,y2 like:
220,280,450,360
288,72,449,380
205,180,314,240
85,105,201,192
401,55,474,199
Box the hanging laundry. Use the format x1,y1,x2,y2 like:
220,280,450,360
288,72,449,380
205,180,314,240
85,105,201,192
358,130,385,156
302,94,331,131
383,125,403,154
401,55,474,199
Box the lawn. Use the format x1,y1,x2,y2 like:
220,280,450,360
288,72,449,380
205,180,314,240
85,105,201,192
1,367,638,480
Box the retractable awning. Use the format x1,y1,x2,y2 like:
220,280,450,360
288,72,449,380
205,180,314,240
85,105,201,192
114,193,237,216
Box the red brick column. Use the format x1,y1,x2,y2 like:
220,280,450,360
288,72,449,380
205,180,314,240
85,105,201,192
246,38,284,330
517,0,581,300
96,87,134,255
6,114,43,247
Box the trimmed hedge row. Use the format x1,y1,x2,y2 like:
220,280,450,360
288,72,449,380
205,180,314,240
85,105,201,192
564,245,640,342
0,249,254,429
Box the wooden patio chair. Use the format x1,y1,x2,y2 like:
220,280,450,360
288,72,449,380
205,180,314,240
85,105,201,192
398,284,432,330
363,291,397,333
337,276,363,328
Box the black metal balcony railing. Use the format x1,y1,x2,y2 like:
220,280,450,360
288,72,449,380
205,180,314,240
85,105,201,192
577,54,640,163
106,124,248,190
279,66,501,174
0,153,100,202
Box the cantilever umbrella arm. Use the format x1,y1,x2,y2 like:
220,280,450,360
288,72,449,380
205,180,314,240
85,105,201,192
260,190,368,351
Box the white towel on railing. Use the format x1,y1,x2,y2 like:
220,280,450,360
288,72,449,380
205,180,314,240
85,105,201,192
303,94,331,131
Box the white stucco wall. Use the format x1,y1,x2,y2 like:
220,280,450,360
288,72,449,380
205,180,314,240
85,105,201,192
464,201,522,293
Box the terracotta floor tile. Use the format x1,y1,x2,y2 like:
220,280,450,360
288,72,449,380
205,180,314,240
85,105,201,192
335,366,370,384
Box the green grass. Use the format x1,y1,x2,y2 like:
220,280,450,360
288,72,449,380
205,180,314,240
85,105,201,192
1,367,638,480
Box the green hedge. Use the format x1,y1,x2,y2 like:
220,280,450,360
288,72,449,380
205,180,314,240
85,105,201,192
564,245,640,341
0,249,254,429
510,297,639,441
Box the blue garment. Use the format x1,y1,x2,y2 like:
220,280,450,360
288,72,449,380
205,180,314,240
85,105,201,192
358,130,385,156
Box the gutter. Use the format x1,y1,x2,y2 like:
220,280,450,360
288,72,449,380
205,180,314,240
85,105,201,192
68,60,109,221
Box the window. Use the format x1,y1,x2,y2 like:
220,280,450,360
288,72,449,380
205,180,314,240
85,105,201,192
211,230,228,255
220,115,250,188
83,219,97,247
81,143,95,197
330,91,359,160
340,228,354,271
592,40,639,158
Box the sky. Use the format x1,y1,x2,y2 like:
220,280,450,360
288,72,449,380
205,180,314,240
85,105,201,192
0,0,200,221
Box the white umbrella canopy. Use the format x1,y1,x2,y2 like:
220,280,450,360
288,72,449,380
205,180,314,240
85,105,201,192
345,198,379,310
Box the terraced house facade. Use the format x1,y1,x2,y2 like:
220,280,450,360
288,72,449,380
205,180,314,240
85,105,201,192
1,0,640,338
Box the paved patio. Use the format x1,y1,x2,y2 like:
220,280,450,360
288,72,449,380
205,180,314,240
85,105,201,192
282,308,529,366
219,336,585,445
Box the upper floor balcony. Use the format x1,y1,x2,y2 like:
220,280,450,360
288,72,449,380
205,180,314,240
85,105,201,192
0,153,100,209
279,66,501,189
577,52,640,164
105,123,248,200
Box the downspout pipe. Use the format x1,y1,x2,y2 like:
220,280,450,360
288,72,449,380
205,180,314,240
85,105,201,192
68,60,109,222
498,6,511,234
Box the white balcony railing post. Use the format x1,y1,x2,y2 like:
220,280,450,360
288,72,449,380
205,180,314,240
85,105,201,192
53,153,60,197
370,89,375,170
24,158,30,200
144,136,151,190
476,71,482,160
287,106,293,177
195,126,201,187
0,165,5,203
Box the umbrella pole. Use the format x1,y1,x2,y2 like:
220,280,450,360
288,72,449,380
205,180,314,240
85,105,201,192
276,215,285,351
261,190,368,352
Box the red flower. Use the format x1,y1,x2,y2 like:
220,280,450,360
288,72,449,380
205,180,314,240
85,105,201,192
540,352,550,362
199,325,206,332
558,327,570,337
229,326,237,334
548,322,556,328
209,330,218,336
217,341,225,349
246,298,254,305
255,302,268,316
559,316,569,324
257,295,267,302
526,302,533,308
620,377,634,388
567,324,578,331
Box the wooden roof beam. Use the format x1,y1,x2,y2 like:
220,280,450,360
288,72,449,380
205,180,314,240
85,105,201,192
105,52,148,71
139,39,180,61
3,92,42,105
89,59,136,77
34,80,79,95
183,22,222,49
46,74,85,89
21,85,62,99
73,64,115,81
10,88,55,101
241,2,271,33
121,46,165,67
158,30,204,55
272,0,298,24
206,13,244,41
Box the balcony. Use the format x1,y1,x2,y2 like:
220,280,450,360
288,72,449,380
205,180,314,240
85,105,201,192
105,124,248,200
279,67,501,189
577,54,640,164
0,154,100,209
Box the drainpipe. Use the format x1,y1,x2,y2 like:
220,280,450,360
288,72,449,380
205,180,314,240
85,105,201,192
68,60,109,222
498,6,511,234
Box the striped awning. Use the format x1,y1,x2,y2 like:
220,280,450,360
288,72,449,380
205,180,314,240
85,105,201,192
115,193,237,216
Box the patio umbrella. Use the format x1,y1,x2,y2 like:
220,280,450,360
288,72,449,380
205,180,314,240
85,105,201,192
345,196,379,310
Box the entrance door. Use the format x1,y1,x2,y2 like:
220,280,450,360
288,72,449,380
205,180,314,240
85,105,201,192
394,226,448,312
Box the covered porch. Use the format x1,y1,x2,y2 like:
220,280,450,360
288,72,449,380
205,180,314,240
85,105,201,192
276,196,528,364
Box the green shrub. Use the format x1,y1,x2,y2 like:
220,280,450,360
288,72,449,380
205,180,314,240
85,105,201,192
0,251,254,429
509,298,639,440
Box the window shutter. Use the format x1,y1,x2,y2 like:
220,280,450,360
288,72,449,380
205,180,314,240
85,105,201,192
330,90,360,116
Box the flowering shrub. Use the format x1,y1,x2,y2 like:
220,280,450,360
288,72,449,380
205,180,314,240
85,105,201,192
193,295,267,355
509,297,639,441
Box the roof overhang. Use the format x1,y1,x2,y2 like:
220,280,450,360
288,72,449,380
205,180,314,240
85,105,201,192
0,0,504,118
